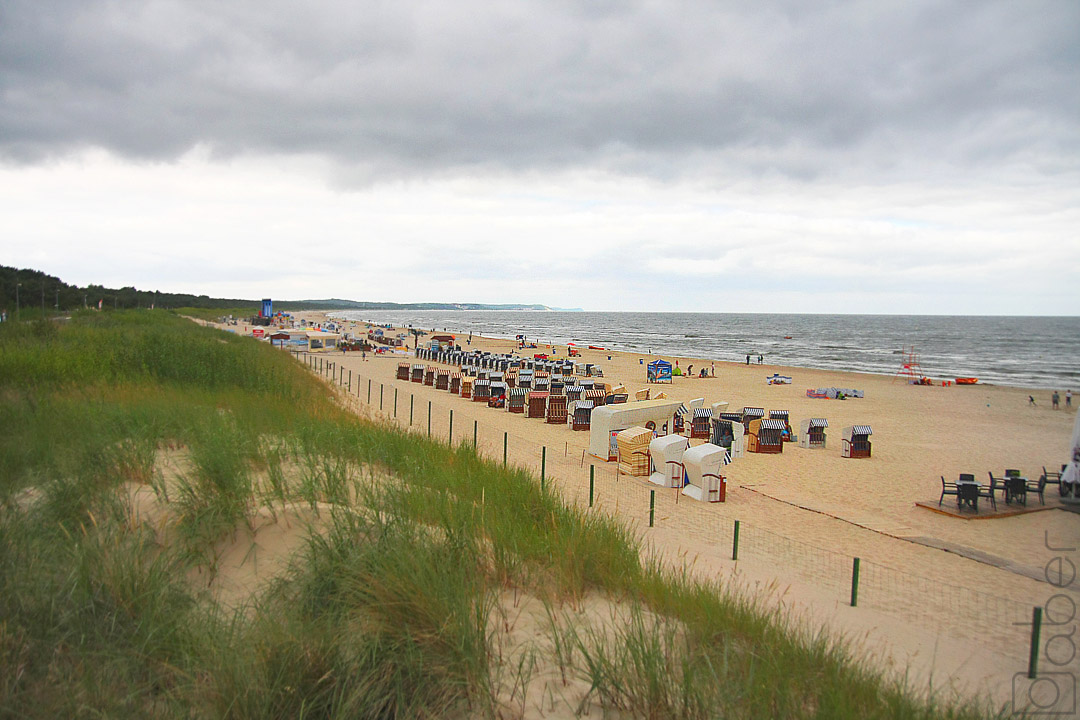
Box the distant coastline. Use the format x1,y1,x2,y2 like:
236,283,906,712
309,299,583,312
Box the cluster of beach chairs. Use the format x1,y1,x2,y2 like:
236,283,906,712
406,349,876,462
404,348,618,430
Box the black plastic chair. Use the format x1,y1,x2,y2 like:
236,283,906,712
956,474,980,510
1025,476,1045,505
1042,466,1064,496
940,476,960,506
983,473,1000,511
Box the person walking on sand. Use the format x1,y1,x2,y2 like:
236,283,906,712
711,362,715,377
757,354,763,365
1029,395,1037,406
1053,391,1060,409
1067,390,1073,408
746,354,750,365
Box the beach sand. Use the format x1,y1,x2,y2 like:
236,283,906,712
240,313,1080,709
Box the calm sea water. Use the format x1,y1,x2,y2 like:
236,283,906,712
333,311,1080,390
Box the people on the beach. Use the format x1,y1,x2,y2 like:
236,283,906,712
757,354,763,365
687,364,693,378
1029,395,1036,406
746,354,750,365
1068,390,1073,408
1052,390,1060,409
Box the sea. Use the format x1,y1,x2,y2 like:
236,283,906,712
332,311,1080,391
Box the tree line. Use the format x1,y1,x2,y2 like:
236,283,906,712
0,265,342,318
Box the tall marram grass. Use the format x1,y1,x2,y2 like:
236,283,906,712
0,311,1003,718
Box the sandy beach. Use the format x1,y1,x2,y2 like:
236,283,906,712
241,312,1078,708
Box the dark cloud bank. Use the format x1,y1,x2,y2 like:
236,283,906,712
1,0,1077,183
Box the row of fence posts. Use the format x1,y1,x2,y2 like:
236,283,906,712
293,349,1046,681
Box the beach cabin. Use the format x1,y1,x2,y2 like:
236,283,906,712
635,389,651,402
397,363,410,381
647,359,673,383
535,375,550,392
436,370,450,390
588,399,684,461
411,364,425,383
690,408,713,439
488,382,507,408
673,404,687,434
566,386,584,403
585,388,606,406
306,331,341,352
747,418,785,454
841,425,873,458
460,377,474,399
508,388,527,413
648,435,688,487
424,367,437,386
517,370,533,390
681,444,729,502
527,392,548,419
430,334,455,351
572,400,594,430
769,410,794,441
617,427,654,477
546,395,568,424
449,373,462,394
710,417,741,457
473,379,491,403
741,407,765,431
799,418,828,449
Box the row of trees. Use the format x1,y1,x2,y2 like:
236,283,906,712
0,265,345,318
0,266,258,317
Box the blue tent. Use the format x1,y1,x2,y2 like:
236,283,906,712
647,359,672,383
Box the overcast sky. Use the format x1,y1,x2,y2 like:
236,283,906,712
1,0,1077,313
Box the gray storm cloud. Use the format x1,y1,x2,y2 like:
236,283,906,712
2,0,1076,182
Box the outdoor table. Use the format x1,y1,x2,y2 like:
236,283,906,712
957,481,980,510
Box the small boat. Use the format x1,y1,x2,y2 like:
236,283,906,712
954,377,978,385
784,336,792,339
588,345,606,350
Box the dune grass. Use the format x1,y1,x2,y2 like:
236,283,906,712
0,311,1002,718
